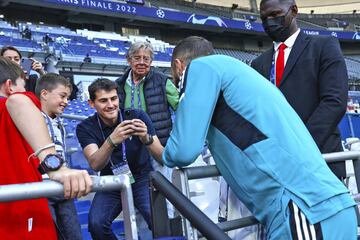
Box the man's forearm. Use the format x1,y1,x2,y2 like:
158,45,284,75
145,136,164,165
85,140,115,171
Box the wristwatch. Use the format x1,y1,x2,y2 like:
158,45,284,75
143,134,154,146
38,154,65,174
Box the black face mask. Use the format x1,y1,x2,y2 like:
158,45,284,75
262,8,293,42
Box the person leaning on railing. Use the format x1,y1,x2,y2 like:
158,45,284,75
147,36,357,239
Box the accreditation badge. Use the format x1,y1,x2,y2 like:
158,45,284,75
111,162,135,184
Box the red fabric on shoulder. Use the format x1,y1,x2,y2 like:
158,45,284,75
0,92,57,239
13,91,42,108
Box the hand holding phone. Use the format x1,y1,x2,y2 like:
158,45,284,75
124,109,139,121
130,118,148,141
20,58,33,77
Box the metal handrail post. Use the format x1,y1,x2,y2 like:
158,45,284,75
172,167,197,240
0,175,138,240
118,175,138,240
150,173,171,237
347,114,355,137
150,171,231,240
61,113,88,121
351,153,360,195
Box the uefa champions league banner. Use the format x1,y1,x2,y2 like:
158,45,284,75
303,29,360,40
45,0,360,41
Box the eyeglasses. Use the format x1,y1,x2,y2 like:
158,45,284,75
131,56,152,64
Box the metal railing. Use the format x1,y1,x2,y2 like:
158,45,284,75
170,151,360,240
61,113,88,121
149,171,231,240
0,175,138,240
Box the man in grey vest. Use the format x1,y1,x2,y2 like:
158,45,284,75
116,41,178,146
116,41,178,217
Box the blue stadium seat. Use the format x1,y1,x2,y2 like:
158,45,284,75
74,199,91,213
75,199,126,240
339,115,352,140
81,228,92,240
350,114,360,137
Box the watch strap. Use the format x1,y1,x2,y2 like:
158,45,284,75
107,136,117,148
38,154,64,174
144,134,154,146
38,162,47,175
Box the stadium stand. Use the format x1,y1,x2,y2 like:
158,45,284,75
0,20,173,66
63,100,95,171
348,55,360,63
345,58,360,80
296,18,328,30
298,13,360,31
149,0,215,16
3,17,357,76
1,17,360,80
214,48,259,63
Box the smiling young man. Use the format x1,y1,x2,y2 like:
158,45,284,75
76,78,162,240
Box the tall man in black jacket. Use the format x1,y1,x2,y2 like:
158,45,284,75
251,0,348,179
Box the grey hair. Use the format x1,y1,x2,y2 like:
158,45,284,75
126,41,154,61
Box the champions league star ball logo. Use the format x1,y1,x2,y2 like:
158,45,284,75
156,9,165,18
187,14,228,27
331,32,338,37
353,32,360,40
245,21,252,30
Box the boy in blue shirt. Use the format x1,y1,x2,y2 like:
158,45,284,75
150,36,357,239
35,73,82,240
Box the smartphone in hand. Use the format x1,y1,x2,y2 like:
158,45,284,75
20,58,33,77
124,109,138,121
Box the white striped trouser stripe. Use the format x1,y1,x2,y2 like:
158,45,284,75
292,202,317,240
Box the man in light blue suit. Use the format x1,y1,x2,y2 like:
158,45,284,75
148,36,356,240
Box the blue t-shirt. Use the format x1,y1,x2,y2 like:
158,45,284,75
76,109,155,176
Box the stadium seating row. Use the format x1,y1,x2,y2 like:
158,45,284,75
1,18,360,79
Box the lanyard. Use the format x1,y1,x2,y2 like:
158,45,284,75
269,54,276,85
130,80,142,109
96,111,127,166
43,113,66,155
